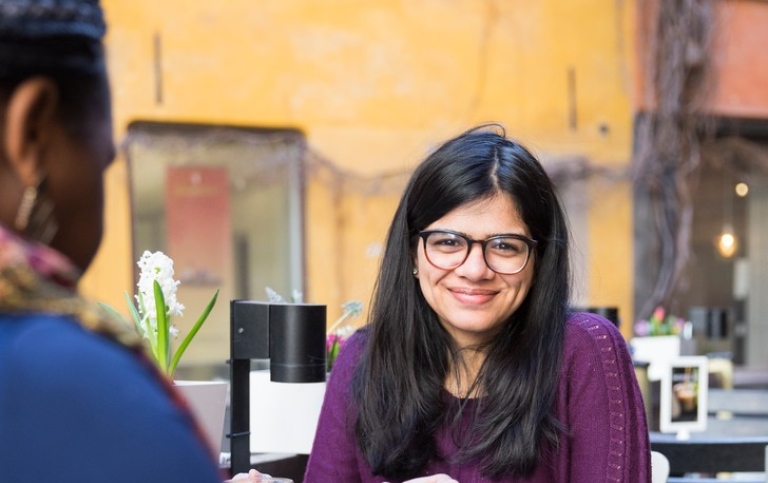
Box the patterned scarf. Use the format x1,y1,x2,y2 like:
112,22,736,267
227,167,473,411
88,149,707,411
0,223,217,462
0,224,144,347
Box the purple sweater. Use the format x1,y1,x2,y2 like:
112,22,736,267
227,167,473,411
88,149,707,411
304,313,651,483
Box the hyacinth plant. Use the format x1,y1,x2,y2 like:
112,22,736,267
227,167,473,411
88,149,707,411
325,300,363,372
634,306,685,337
125,251,219,377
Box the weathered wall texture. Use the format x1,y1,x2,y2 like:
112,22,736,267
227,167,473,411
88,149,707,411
83,0,640,344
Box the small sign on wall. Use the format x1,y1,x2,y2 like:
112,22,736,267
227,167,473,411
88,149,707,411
166,166,232,286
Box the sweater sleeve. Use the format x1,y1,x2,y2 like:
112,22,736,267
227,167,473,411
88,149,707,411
562,314,651,483
304,330,367,483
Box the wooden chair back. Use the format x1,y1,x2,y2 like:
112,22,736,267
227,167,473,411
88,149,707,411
708,389,768,418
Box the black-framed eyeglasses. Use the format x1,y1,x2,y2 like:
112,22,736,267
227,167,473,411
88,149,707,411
418,230,537,275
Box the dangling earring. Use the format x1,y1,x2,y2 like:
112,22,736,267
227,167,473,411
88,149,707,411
15,176,58,244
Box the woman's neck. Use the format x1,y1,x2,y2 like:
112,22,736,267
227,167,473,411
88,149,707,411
445,347,486,399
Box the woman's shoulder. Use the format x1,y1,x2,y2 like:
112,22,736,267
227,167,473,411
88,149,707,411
0,312,221,481
329,327,368,377
0,312,168,415
563,312,628,357
1,312,133,370
1,312,93,357
559,312,637,405
342,326,369,353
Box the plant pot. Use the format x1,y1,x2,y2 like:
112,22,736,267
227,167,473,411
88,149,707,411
249,369,326,454
630,335,681,381
175,380,228,455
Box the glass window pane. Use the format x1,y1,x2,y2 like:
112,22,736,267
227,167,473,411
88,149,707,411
126,122,305,375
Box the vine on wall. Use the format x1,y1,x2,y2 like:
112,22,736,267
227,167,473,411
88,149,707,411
632,0,715,319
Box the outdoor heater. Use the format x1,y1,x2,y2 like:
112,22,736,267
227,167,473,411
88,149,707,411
228,300,327,475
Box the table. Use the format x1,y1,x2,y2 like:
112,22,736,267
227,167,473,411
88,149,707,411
650,417,768,479
220,452,308,482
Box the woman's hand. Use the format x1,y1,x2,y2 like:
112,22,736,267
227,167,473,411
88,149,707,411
225,469,269,482
387,474,459,483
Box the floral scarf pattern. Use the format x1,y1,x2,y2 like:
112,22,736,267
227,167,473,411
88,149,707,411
0,223,143,349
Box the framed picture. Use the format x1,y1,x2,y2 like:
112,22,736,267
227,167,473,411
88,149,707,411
659,356,709,436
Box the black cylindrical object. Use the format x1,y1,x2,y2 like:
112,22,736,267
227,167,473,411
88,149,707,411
589,307,620,328
572,306,620,328
269,303,327,383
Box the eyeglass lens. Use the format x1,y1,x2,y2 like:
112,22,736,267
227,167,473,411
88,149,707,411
423,231,531,274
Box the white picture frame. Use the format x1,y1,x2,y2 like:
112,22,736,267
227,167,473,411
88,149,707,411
659,356,709,437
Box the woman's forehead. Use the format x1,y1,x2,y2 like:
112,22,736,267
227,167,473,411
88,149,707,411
425,194,529,237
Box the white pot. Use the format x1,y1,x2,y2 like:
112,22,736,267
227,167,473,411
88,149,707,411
630,335,681,381
249,370,326,454
175,380,228,455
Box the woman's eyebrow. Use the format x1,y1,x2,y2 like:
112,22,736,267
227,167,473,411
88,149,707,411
487,231,526,238
431,228,526,239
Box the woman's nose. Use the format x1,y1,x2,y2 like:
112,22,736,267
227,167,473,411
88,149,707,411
454,243,494,279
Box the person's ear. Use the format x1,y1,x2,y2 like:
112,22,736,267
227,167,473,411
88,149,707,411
3,77,59,186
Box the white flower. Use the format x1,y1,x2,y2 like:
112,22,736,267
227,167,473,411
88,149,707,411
121,250,218,377
334,324,354,337
265,287,288,304
340,301,363,318
326,300,364,336
135,250,184,336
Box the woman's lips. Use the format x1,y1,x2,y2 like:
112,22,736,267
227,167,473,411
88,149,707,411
449,288,498,305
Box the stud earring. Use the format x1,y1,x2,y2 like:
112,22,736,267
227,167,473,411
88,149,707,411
412,268,418,276
15,176,58,244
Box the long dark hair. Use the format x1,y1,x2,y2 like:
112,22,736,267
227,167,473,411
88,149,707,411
353,124,571,480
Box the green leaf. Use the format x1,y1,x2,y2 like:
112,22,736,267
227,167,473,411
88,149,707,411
168,289,219,377
98,302,131,327
326,339,341,372
153,280,169,375
143,316,157,356
137,291,148,321
124,291,143,335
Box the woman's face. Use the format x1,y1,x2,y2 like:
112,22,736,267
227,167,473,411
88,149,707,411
45,84,114,272
415,193,535,349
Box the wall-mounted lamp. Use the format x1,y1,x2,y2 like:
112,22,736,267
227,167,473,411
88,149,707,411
715,225,738,259
229,300,326,475
715,172,740,259
735,182,749,197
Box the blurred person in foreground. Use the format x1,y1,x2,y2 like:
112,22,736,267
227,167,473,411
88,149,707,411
304,125,651,482
0,1,258,481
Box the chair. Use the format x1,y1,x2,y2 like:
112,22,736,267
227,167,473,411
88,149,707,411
708,388,768,418
706,388,768,438
652,450,670,483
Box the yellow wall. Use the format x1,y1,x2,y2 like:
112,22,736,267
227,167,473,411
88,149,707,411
84,0,638,340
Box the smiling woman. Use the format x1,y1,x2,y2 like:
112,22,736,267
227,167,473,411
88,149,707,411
415,195,536,353
304,124,651,483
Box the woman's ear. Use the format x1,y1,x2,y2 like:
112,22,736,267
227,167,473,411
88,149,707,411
3,77,59,186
